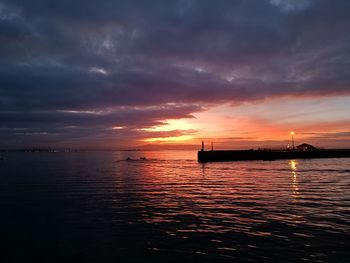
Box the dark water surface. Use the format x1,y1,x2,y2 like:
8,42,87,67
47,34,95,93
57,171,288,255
1,151,350,262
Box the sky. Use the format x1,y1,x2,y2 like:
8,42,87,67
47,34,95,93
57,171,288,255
1,0,350,150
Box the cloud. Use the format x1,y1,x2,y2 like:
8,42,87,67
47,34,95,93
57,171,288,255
0,0,350,147
89,67,108,75
0,103,203,148
269,0,315,12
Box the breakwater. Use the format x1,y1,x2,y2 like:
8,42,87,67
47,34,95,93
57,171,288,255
198,149,350,162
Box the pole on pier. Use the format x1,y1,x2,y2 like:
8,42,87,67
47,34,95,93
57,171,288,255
290,131,295,150
201,141,204,151
211,141,213,151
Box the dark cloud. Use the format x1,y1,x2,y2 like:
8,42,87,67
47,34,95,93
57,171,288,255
0,0,350,147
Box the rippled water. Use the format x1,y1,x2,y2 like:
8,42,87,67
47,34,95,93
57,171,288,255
1,151,350,262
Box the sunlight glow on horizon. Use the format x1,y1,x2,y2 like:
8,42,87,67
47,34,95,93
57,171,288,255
142,135,194,143
140,119,198,132
139,96,350,148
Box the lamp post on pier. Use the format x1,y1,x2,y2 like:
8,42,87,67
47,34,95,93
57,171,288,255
290,131,295,150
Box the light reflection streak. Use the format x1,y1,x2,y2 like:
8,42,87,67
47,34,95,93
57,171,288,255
289,159,304,224
289,160,299,198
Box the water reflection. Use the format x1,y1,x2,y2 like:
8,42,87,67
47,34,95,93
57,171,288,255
200,162,207,178
289,160,299,198
2,151,350,262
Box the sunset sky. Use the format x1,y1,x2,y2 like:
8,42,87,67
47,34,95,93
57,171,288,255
1,0,350,149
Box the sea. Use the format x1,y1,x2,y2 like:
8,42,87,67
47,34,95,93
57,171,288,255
1,151,350,262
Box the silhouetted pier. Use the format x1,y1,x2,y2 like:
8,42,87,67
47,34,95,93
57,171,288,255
198,149,350,162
